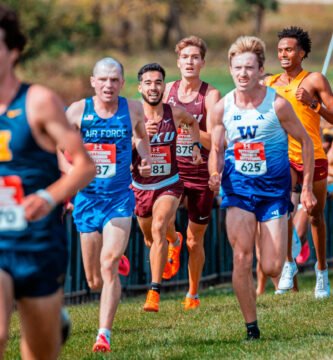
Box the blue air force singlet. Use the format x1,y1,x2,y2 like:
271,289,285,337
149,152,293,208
79,96,133,197
0,84,65,251
222,87,291,198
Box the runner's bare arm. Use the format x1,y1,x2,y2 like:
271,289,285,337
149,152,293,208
202,87,221,150
24,85,95,221
208,100,225,192
57,100,85,174
172,106,202,165
128,100,152,177
275,95,317,212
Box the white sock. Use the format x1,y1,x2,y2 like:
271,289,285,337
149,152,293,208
97,328,111,343
186,292,199,299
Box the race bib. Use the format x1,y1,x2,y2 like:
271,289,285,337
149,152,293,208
234,142,267,175
151,145,171,176
85,143,116,178
176,126,193,157
0,175,27,231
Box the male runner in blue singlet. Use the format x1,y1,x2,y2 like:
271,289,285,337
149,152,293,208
65,58,151,352
208,36,316,340
0,5,95,359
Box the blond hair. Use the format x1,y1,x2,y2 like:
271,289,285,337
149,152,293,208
175,35,207,59
228,36,265,68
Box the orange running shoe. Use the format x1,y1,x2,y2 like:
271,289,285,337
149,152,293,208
162,232,183,280
118,255,130,276
182,297,200,310
143,290,160,312
92,334,111,353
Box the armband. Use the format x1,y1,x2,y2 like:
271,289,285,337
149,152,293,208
211,171,219,177
36,189,57,208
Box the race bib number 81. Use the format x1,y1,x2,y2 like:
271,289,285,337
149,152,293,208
85,143,116,178
0,176,27,231
151,145,171,176
234,142,267,176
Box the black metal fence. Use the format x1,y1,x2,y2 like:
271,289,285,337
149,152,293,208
64,197,333,303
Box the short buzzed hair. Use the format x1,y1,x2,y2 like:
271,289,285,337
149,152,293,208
228,36,266,68
175,35,207,59
93,57,124,78
278,26,311,59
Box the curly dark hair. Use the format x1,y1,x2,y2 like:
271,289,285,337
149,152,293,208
278,27,311,59
0,4,26,53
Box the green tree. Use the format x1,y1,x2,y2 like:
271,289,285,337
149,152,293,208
229,0,279,35
3,0,102,60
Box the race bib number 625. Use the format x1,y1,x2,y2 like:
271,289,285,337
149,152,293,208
234,142,267,176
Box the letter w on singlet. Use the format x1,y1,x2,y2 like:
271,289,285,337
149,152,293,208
237,126,258,139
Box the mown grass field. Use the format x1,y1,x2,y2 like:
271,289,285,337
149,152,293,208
4,272,333,360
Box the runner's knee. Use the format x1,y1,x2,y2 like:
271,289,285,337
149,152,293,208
260,258,282,278
86,276,103,290
233,250,253,270
309,211,325,227
186,236,203,253
101,254,122,277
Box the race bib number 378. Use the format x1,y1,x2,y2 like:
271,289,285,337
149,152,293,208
234,142,267,176
85,143,116,178
0,175,27,231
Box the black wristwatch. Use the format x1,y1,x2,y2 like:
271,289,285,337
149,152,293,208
309,99,318,109
192,141,202,149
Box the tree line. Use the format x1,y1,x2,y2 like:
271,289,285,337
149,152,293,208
4,0,278,60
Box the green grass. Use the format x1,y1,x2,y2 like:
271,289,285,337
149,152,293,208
4,272,333,359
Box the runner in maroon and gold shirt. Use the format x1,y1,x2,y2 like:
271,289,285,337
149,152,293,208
163,36,221,310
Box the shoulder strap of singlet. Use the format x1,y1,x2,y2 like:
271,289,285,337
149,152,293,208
163,103,173,119
199,81,209,96
84,97,94,113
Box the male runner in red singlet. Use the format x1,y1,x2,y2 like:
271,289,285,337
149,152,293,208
163,36,221,310
133,63,202,312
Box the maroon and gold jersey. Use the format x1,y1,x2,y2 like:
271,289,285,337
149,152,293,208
166,80,209,190
132,104,180,189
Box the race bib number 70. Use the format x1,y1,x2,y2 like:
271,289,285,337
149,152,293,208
0,175,27,231
234,142,267,176
85,143,116,178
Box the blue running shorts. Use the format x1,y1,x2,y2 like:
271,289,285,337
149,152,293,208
73,189,135,233
0,249,68,299
221,194,292,222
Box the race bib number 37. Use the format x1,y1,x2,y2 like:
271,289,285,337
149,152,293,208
85,143,116,178
234,142,267,176
0,175,27,231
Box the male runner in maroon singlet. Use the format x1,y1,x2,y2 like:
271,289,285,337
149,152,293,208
163,36,221,310
133,63,202,312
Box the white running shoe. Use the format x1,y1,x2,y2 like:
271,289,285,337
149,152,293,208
278,261,298,290
274,289,288,295
315,262,330,299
